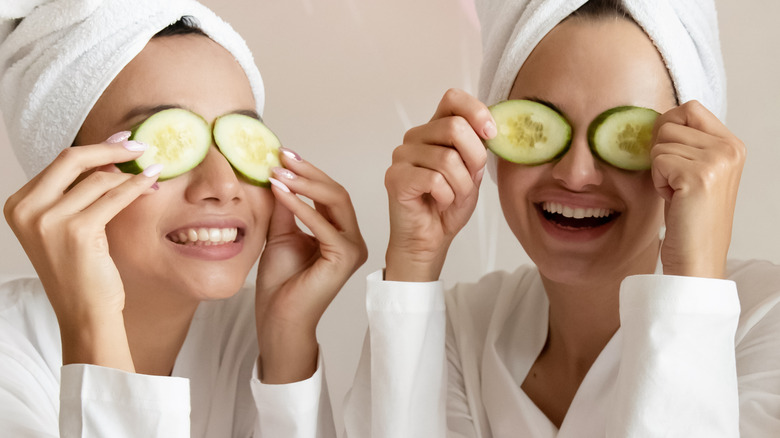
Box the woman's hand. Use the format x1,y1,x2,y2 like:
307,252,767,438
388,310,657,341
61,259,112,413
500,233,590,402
384,88,495,282
3,132,159,371
651,101,746,278
255,148,367,384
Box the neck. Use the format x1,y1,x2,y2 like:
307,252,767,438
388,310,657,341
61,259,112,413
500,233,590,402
538,239,660,375
122,282,200,376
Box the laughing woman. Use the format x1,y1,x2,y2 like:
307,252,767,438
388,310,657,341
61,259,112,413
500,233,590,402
0,1,365,437
344,0,780,436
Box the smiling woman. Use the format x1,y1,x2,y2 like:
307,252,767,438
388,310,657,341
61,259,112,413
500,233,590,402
0,1,364,437
343,0,780,437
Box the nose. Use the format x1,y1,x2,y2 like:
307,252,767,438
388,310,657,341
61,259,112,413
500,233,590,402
551,134,603,191
184,146,242,204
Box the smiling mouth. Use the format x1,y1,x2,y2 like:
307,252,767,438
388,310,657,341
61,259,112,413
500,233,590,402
168,227,241,246
538,201,620,230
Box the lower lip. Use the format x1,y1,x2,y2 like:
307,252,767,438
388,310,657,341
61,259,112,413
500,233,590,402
167,239,244,261
536,207,617,243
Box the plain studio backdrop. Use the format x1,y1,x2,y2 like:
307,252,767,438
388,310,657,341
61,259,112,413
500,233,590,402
0,0,777,434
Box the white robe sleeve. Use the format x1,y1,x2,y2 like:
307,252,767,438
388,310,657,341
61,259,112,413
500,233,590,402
609,275,741,438
344,269,467,438
251,352,336,438
59,364,191,437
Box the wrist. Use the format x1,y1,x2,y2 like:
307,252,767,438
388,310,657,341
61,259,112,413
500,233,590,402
58,312,135,372
385,244,449,282
258,328,318,384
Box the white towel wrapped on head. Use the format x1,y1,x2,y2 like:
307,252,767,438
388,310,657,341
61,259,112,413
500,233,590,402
0,0,265,179
475,0,727,179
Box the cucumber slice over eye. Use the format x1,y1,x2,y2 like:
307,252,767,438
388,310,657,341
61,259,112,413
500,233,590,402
213,113,282,186
117,108,211,180
485,99,572,165
588,106,659,171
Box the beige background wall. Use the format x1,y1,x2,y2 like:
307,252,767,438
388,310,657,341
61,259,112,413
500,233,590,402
1,0,777,434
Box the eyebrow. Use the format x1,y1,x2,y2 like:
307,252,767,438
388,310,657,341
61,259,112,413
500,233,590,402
120,105,262,125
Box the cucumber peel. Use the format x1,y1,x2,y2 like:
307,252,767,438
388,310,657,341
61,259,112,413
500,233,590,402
117,108,211,180
588,106,659,171
116,109,282,186
213,113,281,187
486,100,572,165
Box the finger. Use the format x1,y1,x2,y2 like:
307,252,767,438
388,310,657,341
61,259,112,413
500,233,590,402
653,119,722,152
270,166,360,236
268,178,345,246
77,165,161,226
652,100,731,141
48,170,133,215
385,163,456,213
29,139,148,203
402,116,488,178
392,143,475,206
650,142,701,163
430,88,496,139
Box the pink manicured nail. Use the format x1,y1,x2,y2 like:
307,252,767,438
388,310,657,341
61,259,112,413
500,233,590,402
122,140,147,152
142,163,163,177
280,147,302,162
107,131,132,144
151,182,160,191
483,120,497,139
272,167,296,180
269,177,290,193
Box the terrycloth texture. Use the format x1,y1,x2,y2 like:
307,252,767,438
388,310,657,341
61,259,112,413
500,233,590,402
475,0,727,180
0,0,265,179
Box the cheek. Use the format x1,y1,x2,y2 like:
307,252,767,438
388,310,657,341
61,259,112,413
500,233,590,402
496,161,543,232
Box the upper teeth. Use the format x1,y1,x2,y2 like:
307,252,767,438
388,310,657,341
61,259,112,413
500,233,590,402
170,227,238,245
542,202,613,219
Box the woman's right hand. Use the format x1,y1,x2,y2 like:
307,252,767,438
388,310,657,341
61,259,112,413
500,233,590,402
3,132,160,371
384,89,495,281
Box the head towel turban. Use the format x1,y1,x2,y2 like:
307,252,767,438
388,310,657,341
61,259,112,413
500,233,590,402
0,0,264,179
475,0,727,179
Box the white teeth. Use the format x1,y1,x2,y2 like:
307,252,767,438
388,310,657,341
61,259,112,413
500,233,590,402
542,202,614,219
170,227,238,245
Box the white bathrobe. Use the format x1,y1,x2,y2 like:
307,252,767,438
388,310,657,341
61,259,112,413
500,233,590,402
344,259,780,437
0,277,335,438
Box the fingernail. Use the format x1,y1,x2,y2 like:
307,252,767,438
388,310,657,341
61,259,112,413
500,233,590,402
269,177,291,193
272,167,296,180
107,131,132,144
122,140,148,152
483,120,497,139
151,182,160,191
280,147,302,162
143,163,163,177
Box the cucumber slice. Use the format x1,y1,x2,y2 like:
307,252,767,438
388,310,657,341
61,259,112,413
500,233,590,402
486,100,572,165
117,108,211,180
213,113,281,186
588,106,659,171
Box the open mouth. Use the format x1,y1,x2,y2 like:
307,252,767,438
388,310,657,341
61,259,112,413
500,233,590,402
167,227,242,246
538,201,620,230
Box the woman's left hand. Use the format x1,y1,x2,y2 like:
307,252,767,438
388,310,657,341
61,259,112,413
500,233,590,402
255,148,367,383
651,100,746,278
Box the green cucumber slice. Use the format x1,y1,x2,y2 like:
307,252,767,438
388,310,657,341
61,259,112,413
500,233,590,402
588,106,659,171
486,100,572,165
213,113,281,186
117,108,211,180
